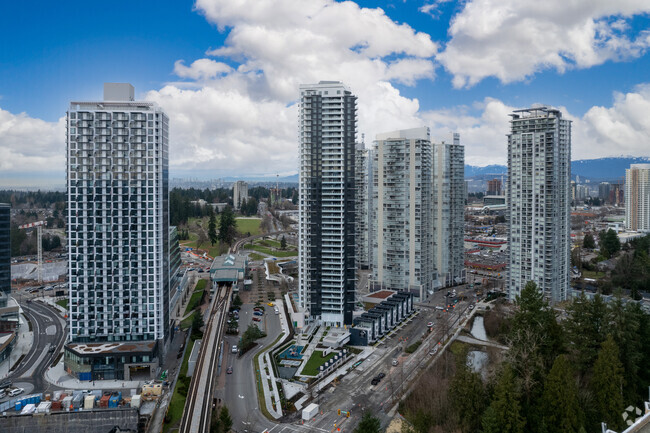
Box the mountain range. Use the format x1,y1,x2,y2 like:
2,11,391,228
465,156,650,181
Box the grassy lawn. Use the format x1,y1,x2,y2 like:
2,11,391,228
237,218,262,236
163,339,196,433
249,253,265,261
301,350,337,376
582,270,606,279
56,299,68,309
180,311,198,331
259,239,282,248
243,243,297,258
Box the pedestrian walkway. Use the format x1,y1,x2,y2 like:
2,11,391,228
0,312,34,379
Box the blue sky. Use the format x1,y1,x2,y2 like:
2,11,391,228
1,0,650,186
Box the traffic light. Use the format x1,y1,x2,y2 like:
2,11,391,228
338,409,341,416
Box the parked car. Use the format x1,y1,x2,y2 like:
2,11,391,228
429,347,439,356
469,304,474,310
48,346,56,353
427,322,434,328
231,345,238,354
0,391,6,399
0,380,12,390
267,302,274,307
377,372,386,379
391,359,399,366
226,366,233,374
253,316,261,322
253,311,263,316
371,376,381,386
9,388,24,397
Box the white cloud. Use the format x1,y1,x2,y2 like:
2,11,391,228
143,0,438,176
437,0,650,88
0,108,65,175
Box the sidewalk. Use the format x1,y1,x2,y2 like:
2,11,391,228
44,358,143,390
0,310,34,379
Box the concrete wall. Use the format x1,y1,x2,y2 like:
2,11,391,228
1,408,140,433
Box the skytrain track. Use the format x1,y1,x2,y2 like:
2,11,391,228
179,283,232,433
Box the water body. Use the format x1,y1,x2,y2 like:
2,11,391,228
470,316,487,340
467,350,489,377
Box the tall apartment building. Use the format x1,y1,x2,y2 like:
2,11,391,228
371,127,434,300
233,180,249,210
599,182,610,201
625,164,650,232
487,178,502,196
298,81,356,327
507,107,571,302
0,204,9,302
64,83,170,381
355,143,373,270
433,133,466,288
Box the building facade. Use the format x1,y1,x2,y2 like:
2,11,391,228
507,107,571,302
298,81,356,327
433,134,466,288
487,178,502,196
233,180,249,210
354,143,373,270
64,83,170,380
0,204,10,302
625,164,650,232
371,127,434,300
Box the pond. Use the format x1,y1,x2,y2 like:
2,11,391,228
470,315,487,340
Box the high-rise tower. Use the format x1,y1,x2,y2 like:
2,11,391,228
298,81,357,326
355,142,373,270
507,107,571,302
625,164,650,232
433,133,466,288
64,83,170,380
371,127,434,300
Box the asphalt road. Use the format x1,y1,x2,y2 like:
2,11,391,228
2,298,66,401
218,303,282,432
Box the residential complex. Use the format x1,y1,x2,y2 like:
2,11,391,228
486,178,502,196
507,107,571,302
433,133,466,288
371,127,434,300
625,163,650,232
64,83,171,380
298,81,357,327
233,180,249,210
354,143,373,270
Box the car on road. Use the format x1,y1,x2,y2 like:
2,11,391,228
226,366,233,374
267,302,274,307
371,376,382,386
435,306,444,310
429,347,439,356
0,380,12,390
9,388,24,397
391,359,399,366
469,304,474,310
48,346,56,353
231,345,238,354
377,372,386,379
0,391,6,399
427,322,434,328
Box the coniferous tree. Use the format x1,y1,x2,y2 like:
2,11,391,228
486,364,525,433
591,335,624,431
540,354,583,433
449,351,486,432
219,406,233,432
353,411,381,433
208,213,218,246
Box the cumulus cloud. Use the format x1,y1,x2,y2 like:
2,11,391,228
141,0,439,176
437,0,650,88
0,108,65,175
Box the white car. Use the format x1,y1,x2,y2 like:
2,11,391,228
9,388,24,397
391,359,399,366
231,345,238,354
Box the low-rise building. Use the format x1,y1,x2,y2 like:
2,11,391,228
209,253,248,293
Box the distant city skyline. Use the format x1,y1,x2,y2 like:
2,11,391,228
2,1,650,186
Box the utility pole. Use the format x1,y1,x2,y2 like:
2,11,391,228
19,221,45,284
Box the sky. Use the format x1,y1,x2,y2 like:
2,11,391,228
1,0,650,187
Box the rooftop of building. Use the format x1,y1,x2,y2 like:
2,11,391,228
510,106,562,119
210,253,247,282
375,126,430,141
67,340,156,355
366,290,395,299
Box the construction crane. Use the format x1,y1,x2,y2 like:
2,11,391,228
18,221,45,284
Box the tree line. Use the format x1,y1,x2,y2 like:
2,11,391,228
401,282,650,433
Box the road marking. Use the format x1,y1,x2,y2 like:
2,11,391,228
239,394,245,399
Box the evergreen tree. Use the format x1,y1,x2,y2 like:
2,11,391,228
599,229,620,258
208,213,218,246
607,295,643,403
564,292,607,375
486,364,525,433
540,354,583,433
280,235,287,250
219,406,233,432
591,335,624,431
353,411,381,433
583,233,595,249
481,406,500,433
218,206,237,245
